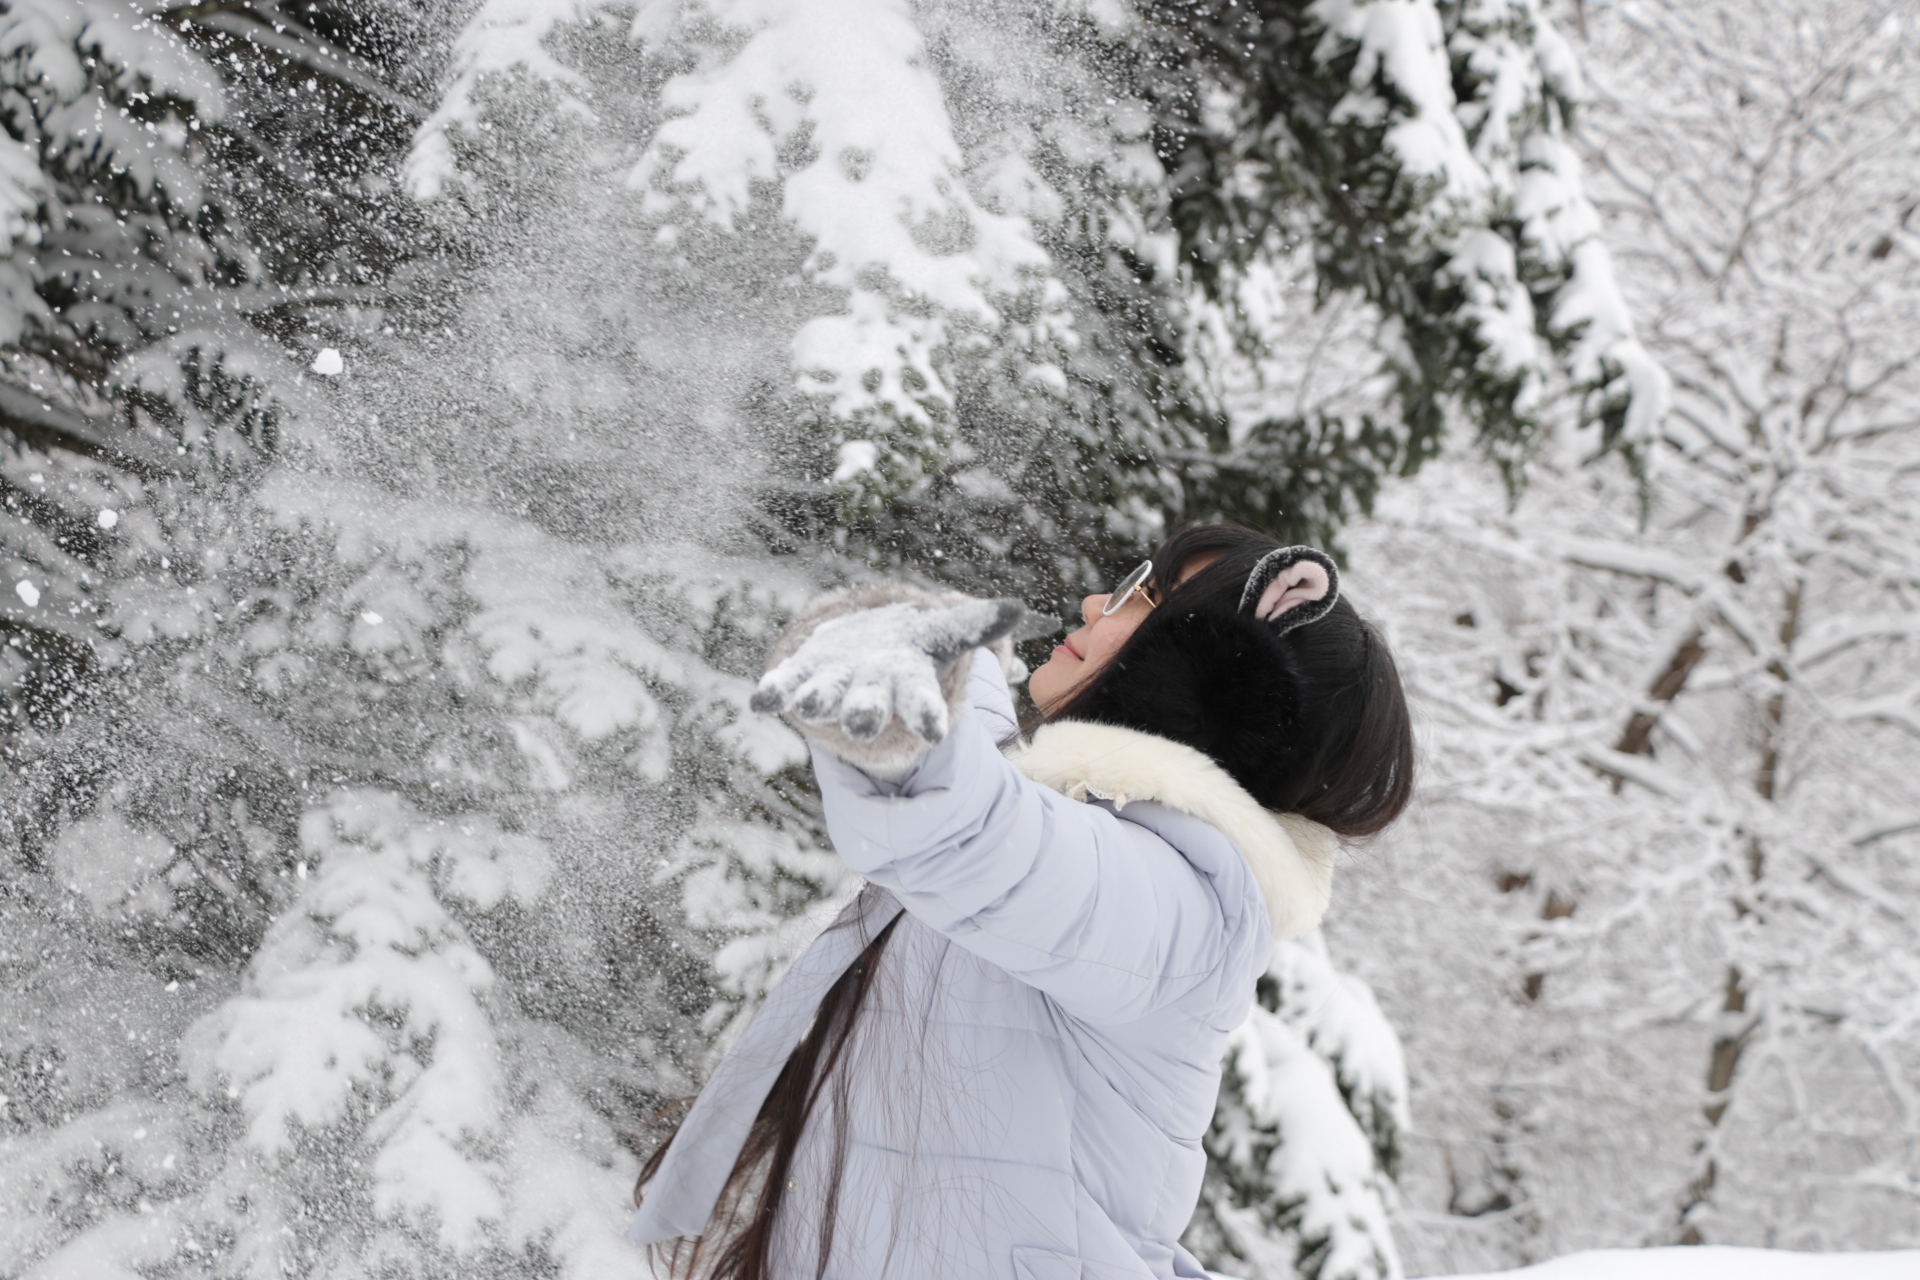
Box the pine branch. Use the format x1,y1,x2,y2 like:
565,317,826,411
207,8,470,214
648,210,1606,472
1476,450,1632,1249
163,1,428,120
0,381,194,477
0,615,96,665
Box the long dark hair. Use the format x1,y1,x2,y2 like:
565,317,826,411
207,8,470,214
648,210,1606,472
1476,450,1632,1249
634,522,1414,1275
636,911,901,1280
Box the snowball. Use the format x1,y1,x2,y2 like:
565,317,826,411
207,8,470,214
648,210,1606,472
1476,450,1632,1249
98,508,119,529
14,580,38,607
311,347,345,376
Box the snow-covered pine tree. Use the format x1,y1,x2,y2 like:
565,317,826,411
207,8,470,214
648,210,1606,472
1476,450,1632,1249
1187,936,1411,1280
4,3,865,1272
3,1,1664,1275
0,4,484,1273
1128,0,1663,548
403,5,1659,1278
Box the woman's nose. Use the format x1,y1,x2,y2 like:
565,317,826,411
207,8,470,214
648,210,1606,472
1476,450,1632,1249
1082,595,1105,623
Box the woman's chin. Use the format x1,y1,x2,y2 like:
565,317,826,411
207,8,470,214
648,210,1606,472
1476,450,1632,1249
1028,659,1074,714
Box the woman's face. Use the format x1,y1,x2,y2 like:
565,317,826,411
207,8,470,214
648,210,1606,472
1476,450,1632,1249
1028,554,1219,715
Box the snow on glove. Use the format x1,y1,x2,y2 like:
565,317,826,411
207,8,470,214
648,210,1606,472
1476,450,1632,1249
754,585,1026,778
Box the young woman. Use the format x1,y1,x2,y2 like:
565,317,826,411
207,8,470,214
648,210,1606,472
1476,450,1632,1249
630,523,1414,1280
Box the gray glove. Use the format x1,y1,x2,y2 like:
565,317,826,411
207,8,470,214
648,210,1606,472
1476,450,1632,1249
752,597,1025,746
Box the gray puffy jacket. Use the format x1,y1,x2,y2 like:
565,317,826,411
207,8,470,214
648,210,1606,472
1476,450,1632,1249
630,652,1337,1279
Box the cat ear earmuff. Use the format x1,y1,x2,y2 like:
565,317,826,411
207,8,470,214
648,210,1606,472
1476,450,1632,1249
1239,546,1340,635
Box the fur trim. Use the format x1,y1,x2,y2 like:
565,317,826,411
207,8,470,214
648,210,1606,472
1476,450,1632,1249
765,584,1020,775
1005,719,1336,939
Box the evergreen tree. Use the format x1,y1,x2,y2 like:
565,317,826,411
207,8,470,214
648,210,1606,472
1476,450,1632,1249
1132,0,1663,547
2,1,1661,1275
413,0,1657,611
5,4,845,1274
1187,936,1410,1280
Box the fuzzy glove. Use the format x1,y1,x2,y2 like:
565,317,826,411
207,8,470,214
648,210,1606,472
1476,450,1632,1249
753,585,1026,778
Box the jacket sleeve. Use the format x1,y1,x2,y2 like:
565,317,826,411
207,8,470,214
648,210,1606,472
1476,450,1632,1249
810,694,1244,1025
965,645,1021,744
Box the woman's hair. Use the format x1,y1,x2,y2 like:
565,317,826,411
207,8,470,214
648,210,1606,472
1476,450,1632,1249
637,911,901,1280
635,522,1413,1276
1046,522,1413,836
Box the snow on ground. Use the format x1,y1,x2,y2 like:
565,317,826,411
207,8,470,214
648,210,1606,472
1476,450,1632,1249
1428,1246,1920,1279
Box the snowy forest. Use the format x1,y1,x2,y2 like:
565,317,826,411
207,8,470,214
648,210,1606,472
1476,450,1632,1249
0,0,1915,1277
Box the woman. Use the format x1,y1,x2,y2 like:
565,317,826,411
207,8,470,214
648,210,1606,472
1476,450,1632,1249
630,523,1414,1279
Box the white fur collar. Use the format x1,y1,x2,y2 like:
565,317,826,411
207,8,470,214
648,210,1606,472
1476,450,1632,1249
1005,720,1337,939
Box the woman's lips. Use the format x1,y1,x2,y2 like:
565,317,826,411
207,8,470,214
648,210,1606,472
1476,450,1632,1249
1056,638,1083,660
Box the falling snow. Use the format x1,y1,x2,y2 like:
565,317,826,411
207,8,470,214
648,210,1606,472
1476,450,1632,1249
1,3,1914,1280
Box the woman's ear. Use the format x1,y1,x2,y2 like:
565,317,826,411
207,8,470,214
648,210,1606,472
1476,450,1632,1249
1240,547,1340,634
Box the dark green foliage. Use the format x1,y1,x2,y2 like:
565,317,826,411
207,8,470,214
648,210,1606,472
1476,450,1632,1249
1126,0,1642,538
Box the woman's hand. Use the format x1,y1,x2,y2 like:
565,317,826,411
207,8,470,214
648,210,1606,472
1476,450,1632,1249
753,597,1024,745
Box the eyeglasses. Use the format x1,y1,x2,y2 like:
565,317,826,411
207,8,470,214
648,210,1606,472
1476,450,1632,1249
1102,559,1159,616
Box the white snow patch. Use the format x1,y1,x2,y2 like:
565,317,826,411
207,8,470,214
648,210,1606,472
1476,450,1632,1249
1447,226,1539,377
14,579,38,607
310,347,345,376
511,720,574,791
403,0,596,201
1430,1246,1920,1279
360,610,384,625
628,0,1073,434
832,439,880,483
1313,0,1487,202
190,793,553,1251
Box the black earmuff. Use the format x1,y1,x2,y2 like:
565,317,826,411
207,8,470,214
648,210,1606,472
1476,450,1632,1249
1238,547,1340,635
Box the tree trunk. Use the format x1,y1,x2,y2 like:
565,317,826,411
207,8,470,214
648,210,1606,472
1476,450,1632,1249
1611,627,1709,790
1678,581,1802,1242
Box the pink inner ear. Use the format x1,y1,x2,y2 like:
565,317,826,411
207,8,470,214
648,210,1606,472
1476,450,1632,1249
1255,561,1330,621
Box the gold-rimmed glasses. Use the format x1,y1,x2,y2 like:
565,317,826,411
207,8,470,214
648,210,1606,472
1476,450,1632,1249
1101,560,1159,616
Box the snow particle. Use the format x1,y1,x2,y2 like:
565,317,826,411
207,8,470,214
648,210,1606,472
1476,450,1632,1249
361,611,383,625
14,580,39,607
311,347,345,376
98,508,119,529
